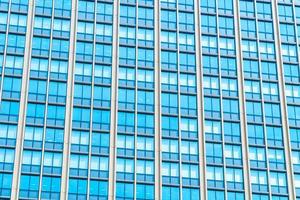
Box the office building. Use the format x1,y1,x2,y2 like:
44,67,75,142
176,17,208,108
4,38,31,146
0,0,300,199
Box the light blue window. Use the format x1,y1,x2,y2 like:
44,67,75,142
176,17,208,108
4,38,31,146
68,179,87,199
54,0,71,17
288,105,300,127
161,10,176,30
78,0,94,20
91,132,109,154
219,16,234,36
138,28,154,47
202,35,217,53
242,40,257,58
261,61,277,80
96,2,113,22
137,113,154,135
179,12,194,31
41,177,61,200
258,21,273,40
50,60,68,80
74,84,91,106
116,158,134,180
162,116,178,137
264,103,281,124
251,170,268,192
93,86,111,108
161,93,178,114
90,156,109,178
47,105,65,127
182,187,199,200
69,154,88,177
0,148,14,171
278,4,293,22
246,101,262,122
120,5,136,25
43,152,62,175
5,55,23,75
226,168,244,190
0,101,19,122
162,186,179,200
224,122,240,143
96,23,112,42
119,26,135,45
138,48,154,68
94,64,111,84
136,160,154,182
256,2,272,19
259,42,275,60
137,136,154,158
207,166,224,188
0,124,17,146
269,172,287,194
48,81,67,104
206,143,223,164
205,120,221,141
22,150,41,173
19,175,39,199
92,110,110,131
179,32,195,51
89,180,108,199
24,126,43,148
71,130,89,153
28,79,46,102
2,77,21,99
241,19,256,38
218,0,233,14
240,0,254,17
0,173,12,198
267,126,283,147
162,139,179,160
119,46,135,65
204,97,220,118
161,31,177,49
26,103,45,125
201,0,216,13
203,55,218,74
182,164,199,186
181,118,197,139
136,184,154,200
201,14,216,34
225,145,242,166
116,182,133,199
243,59,259,78
53,18,70,38
72,108,90,129
45,128,64,150
52,39,69,59
249,147,266,168
161,50,177,70
162,162,179,184
245,80,261,100
117,134,134,157
138,7,154,27
32,36,50,56
248,124,264,145
268,148,285,170
118,112,135,133
7,34,25,54
220,57,236,76
180,94,196,116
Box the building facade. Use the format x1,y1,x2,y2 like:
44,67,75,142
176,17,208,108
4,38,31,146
0,0,300,199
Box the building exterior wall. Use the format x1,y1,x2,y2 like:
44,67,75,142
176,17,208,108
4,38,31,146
0,0,299,199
